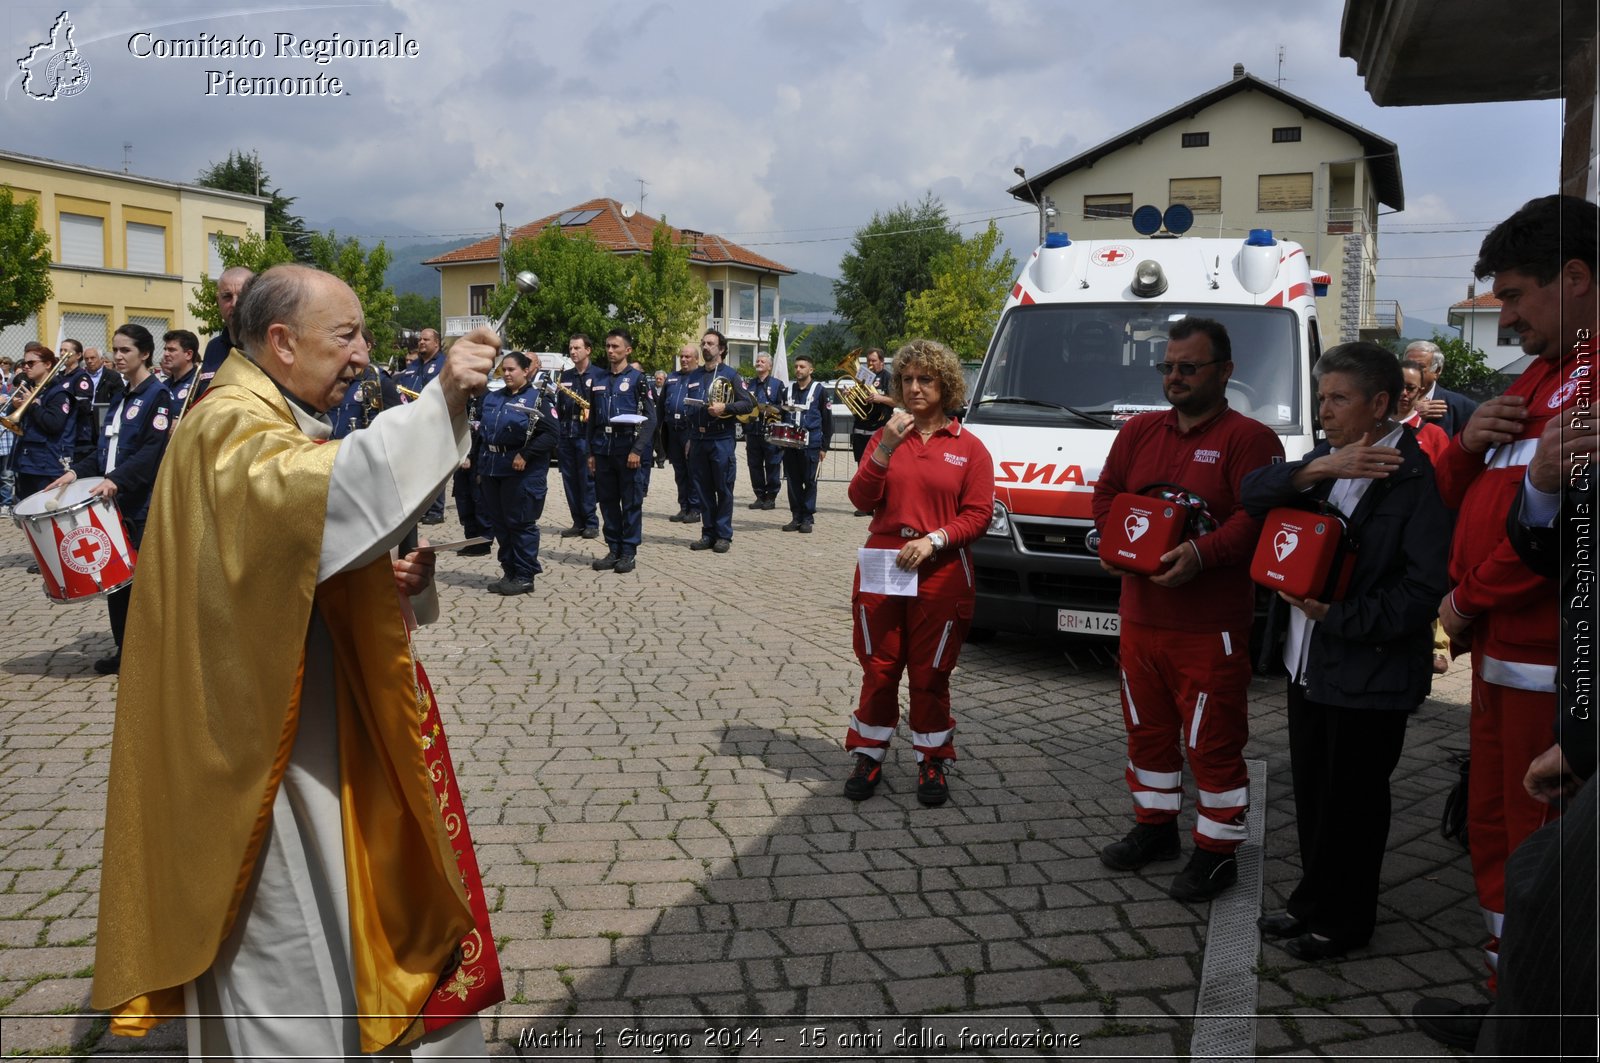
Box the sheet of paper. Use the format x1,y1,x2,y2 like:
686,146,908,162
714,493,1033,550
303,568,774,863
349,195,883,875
857,547,918,596
419,535,492,552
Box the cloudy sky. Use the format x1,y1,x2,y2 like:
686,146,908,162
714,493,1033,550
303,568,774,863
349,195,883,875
2,0,1564,326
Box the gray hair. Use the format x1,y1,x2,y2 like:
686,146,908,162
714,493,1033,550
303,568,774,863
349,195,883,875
1315,341,1404,418
231,264,321,360
1403,339,1444,374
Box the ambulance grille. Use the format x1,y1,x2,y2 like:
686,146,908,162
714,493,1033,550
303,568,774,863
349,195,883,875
1016,519,1094,556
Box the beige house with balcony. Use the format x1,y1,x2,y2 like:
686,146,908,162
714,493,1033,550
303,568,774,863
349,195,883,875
0,148,268,359
424,198,793,369
1009,65,1405,344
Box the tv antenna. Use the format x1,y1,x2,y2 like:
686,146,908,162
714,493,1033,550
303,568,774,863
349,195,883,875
122,142,133,173
1276,45,1286,87
637,178,648,214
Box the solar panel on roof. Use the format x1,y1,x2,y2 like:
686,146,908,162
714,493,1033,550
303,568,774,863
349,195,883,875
557,209,600,227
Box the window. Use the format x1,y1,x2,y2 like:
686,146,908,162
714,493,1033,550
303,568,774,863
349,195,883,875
1169,177,1221,214
61,311,109,352
207,232,231,277
1258,172,1313,212
468,284,493,317
0,313,39,361
1498,328,1520,346
1181,132,1210,148
1272,126,1302,143
60,212,105,267
128,313,170,339
126,222,166,273
1083,194,1133,219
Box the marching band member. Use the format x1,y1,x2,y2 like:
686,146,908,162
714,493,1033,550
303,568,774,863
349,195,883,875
780,354,830,533
744,353,785,511
11,345,78,500
478,352,558,594
685,329,751,553
661,344,703,523
46,324,173,675
555,333,603,539
585,329,657,574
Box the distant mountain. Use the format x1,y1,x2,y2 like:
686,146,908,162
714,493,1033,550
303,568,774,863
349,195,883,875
1400,315,1452,341
778,270,837,314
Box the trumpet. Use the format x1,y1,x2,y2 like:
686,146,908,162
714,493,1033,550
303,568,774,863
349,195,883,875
396,383,421,401
554,382,590,421
1,355,66,436
833,348,879,420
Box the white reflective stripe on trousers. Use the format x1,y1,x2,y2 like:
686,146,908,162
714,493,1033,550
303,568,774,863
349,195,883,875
849,717,895,743
1134,790,1183,811
1121,671,1140,727
1129,761,1181,789
1199,786,1249,808
1196,814,1247,842
1189,692,1209,749
1479,656,1558,693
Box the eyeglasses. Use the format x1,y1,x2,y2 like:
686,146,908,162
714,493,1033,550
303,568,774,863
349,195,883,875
1154,359,1224,376
21,359,43,367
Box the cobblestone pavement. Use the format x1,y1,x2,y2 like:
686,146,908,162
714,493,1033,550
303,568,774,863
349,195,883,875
1,452,1486,1059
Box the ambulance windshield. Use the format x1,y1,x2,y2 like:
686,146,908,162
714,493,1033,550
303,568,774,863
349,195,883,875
970,304,1303,431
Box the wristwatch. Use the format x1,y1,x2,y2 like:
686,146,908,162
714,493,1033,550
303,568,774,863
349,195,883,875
927,530,947,551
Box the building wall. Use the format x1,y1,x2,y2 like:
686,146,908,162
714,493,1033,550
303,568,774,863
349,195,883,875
1455,307,1525,372
0,154,264,358
1036,89,1375,342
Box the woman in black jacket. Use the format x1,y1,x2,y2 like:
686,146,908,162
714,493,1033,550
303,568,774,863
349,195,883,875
1242,341,1451,961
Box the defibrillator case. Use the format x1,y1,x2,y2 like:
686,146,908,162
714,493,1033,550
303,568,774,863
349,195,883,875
1099,492,1189,576
1250,506,1357,602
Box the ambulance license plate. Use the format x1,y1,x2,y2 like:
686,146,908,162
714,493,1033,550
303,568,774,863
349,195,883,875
1057,609,1120,636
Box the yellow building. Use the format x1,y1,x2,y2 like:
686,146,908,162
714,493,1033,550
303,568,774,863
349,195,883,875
1010,65,1405,344
0,148,268,359
424,198,794,369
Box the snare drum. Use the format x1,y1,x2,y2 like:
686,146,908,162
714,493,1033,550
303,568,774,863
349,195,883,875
767,424,807,449
11,477,136,603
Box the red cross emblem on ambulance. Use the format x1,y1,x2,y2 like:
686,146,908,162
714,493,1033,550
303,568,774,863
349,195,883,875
1092,245,1133,266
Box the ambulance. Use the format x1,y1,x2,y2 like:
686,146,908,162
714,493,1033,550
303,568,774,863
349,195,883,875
962,205,1327,640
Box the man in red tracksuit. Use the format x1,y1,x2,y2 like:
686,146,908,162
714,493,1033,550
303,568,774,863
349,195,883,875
1412,195,1597,1049
1092,316,1283,902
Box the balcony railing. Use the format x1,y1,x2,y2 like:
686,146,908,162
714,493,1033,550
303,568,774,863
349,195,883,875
1358,299,1404,342
445,314,489,337
1325,208,1370,235
707,316,762,342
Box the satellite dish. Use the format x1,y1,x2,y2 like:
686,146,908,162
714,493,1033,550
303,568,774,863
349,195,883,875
620,202,637,219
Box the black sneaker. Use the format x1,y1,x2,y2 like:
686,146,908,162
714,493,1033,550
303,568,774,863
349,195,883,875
420,514,445,525
798,522,813,534
1168,848,1238,902
592,553,620,571
761,498,778,510
747,499,765,510
486,578,511,595
501,578,534,595
843,754,882,800
614,555,636,574
916,759,949,807
668,510,686,523
1411,998,1491,1050
1099,821,1181,871
690,537,715,551
684,510,702,522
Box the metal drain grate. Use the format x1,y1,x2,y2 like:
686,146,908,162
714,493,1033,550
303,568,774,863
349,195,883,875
1190,757,1266,1061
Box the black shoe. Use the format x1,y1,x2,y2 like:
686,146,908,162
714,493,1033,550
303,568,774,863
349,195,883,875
712,539,731,553
690,537,715,551
559,525,586,537
581,526,600,539
1411,998,1491,1050
843,754,882,800
1258,912,1308,939
668,510,686,523
761,498,777,510
798,522,813,534
458,543,493,556
93,655,121,675
747,499,765,510
853,509,871,517
782,520,801,531
1099,821,1181,871
1282,933,1352,962
684,510,702,522
26,563,39,574
420,514,445,525
614,555,636,574
592,553,620,571
500,578,534,595
1168,849,1238,902
487,577,512,595
916,758,949,807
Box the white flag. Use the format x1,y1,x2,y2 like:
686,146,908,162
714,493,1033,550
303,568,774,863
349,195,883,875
771,318,791,386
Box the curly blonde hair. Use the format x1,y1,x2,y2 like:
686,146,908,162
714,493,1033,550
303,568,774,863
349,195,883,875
888,338,966,414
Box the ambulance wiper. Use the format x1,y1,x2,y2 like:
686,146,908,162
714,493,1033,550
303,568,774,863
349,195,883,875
975,396,1119,429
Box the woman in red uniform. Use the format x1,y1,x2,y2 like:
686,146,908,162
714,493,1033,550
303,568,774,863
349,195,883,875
842,339,994,806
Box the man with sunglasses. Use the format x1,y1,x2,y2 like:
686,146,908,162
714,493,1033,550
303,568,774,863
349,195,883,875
1092,316,1283,902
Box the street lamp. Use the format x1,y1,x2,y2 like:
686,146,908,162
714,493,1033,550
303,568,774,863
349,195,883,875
495,201,506,287
1014,166,1054,246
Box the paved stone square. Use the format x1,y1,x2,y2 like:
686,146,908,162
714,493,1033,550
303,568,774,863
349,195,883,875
1,455,1485,1059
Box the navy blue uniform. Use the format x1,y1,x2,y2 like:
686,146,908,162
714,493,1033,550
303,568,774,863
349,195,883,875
452,395,494,540
556,363,605,534
781,379,829,528
70,373,173,655
14,377,79,499
479,384,559,582
661,368,703,519
744,374,786,506
194,328,234,404
167,367,200,423
585,364,658,560
685,364,752,545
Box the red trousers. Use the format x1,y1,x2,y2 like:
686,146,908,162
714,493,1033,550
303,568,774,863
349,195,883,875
845,550,973,763
1467,672,1558,989
1118,619,1252,853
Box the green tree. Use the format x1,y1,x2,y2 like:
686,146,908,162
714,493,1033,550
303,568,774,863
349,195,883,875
833,193,961,351
1430,332,1501,397
800,321,858,368
187,228,296,334
309,231,397,359
901,220,1016,358
619,221,705,372
489,227,626,352
395,292,441,334
194,151,312,260
0,187,52,332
